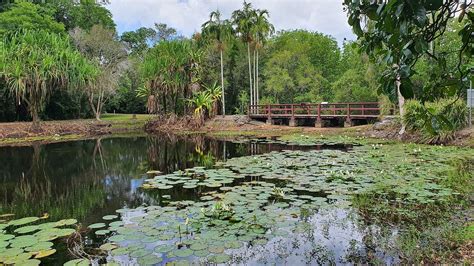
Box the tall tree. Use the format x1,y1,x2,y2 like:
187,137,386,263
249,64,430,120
70,25,128,120
252,9,274,105
232,1,256,110
0,30,96,129
120,27,156,55
140,40,197,115
343,0,473,134
0,2,65,36
202,10,233,116
154,23,178,41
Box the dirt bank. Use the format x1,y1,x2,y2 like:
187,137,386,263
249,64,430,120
0,114,153,146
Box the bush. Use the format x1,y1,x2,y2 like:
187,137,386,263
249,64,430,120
403,98,468,143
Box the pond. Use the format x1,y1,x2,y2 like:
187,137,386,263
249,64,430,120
0,134,472,265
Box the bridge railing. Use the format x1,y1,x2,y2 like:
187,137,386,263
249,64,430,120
248,102,384,119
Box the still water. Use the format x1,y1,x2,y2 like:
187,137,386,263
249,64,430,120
0,134,397,265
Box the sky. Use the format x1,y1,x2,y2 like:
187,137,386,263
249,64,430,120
106,0,355,45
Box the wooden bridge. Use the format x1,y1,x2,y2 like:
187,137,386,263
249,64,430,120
248,102,385,127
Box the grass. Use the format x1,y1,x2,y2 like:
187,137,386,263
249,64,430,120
100,113,154,122
0,114,154,146
0,134,84,145
352,154,473,263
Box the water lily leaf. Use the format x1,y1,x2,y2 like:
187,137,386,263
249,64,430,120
8,217,39,227
25,242,53,252
1,247,24,257
102,215,118,221
190,242,207,251
10,235,38,248
174,248,193,257
208,253,231,263
54,219,77,227
34,248,56,258
137,254,162,265
63,258,90,266
224,240,242,249
154,244,174,253
95,230,110,236
99,243,118,251
110,247,128,256
88,223,106,229
14,225,40,234
130,249,151,258
0,234,14,241
208,246,225,254
108,235,125,242
20,259,41,266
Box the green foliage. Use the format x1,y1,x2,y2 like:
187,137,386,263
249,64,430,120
141,40,201,114
0,30,97,128
263,50,327,103
403,98,468,143
70,24,127,120
267,30,341,82
120,27,156,55
0,2,65,36
343,0,473,100
49,0,116,31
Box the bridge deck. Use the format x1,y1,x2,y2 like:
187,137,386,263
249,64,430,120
248,102,385,126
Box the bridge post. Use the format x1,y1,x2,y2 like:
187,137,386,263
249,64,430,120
266,104,273,125
289,117,296,127
344,118,352,127
289,104,296,127
315,118,322,128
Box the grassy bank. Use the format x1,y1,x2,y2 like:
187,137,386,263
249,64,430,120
0,114,154,146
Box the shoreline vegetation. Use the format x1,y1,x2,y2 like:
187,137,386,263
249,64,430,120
1,114,472,147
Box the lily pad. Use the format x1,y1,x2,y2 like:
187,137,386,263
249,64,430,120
100,243,118,251
88,223,106,229
8,217,39,227
174,248,194,257
102,215,118,221
34,248,56,258
208,253,231,263
64,258,90,266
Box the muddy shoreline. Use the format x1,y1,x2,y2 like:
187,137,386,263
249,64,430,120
1,115,472,147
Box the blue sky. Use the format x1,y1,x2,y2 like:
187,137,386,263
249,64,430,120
106,0,355,45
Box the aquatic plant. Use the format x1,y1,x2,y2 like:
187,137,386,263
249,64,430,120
0,216,77,265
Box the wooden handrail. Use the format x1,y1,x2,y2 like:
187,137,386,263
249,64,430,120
249,102,384,119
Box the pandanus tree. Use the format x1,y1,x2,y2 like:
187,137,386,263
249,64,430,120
0,30,97,130
232,1,257,110
140,40,196,115
188,90,213,126
204,81,223,117
252,9,274,105
202,10,233,116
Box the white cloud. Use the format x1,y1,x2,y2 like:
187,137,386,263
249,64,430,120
106,0,354,44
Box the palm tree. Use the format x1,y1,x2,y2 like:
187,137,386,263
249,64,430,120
253,9,274,106
202,10,233,116
232,1,256,112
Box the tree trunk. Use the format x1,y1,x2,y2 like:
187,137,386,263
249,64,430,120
247,43,253,113
30,105,41,131
220,49,225,116
256,49,259,106
162,93,167,114
396,76,406,135
253,48,257,108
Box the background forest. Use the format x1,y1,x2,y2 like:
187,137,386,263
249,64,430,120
0,0,470,130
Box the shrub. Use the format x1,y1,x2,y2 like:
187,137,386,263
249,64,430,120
379,94,397,117
403,98,468,143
